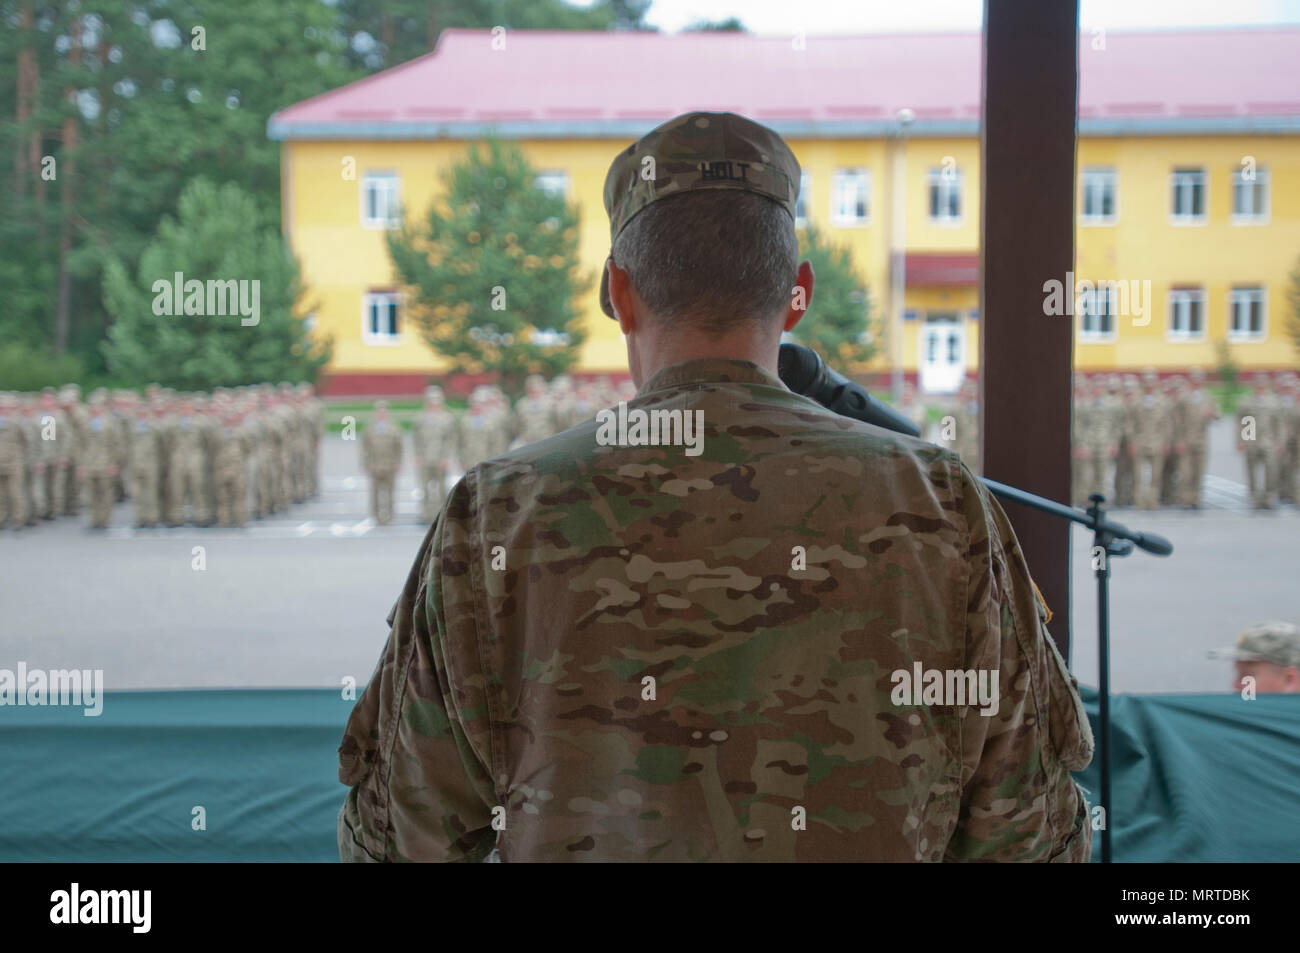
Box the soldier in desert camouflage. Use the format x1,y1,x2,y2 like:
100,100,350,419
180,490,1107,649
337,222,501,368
0,393,27,530
1238,374,1279,509
1276,373,1298,505
413,385,457,522
1130,369,1169,511
212,405,249,527
164,396,211,526
58,384,87,516
361,400,403,525
511,374,556,449
1177,368,1217,509
457,388,496,472
34,388,70,520
338,111,1092,863
549,375,576,432
80,393,121,529
129,400,164,528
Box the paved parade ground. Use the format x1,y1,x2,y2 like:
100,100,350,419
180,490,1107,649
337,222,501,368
1,418,1295,694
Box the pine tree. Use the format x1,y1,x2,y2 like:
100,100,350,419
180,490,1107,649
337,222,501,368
102,178,329,389
791,224,878,371
386,137,591,394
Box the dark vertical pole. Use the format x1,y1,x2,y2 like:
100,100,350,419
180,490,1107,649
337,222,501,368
980,0,1079,658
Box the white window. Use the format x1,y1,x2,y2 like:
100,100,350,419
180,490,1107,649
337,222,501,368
1080,167,1117,224
795,172,811,228
362,292,401,344
831,169,871,225
927,167,962,223
361,172,401,229
1231,167,1269,222
1228,286,1267,340
1078,284,1117,341
1168,288,1205,340
534,170,569,198
1170,169,1205,223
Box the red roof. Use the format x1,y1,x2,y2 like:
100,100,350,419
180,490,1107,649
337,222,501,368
269,28,1300,139
904,253,980,286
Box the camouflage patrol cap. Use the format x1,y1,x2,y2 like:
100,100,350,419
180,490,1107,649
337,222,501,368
599,111,801,319
1210,621,1300,669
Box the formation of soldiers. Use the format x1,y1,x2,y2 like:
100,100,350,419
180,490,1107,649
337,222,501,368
0,382,323,531
1073,368,1300,510
896,368,1299,511
358,374,637,525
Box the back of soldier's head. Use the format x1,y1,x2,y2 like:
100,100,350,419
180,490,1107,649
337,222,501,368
612,190,797,337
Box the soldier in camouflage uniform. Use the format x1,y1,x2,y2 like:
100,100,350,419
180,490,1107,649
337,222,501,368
1071,377,1092,507
1158,377,1182,506
1080,376,1118,503
1178,367,1217,509
129,401,164,528
413,385,458,522
165,396,211,526
512,375,557,449
458,388,496,472
338,111,1092,863
58,384,87,516
361,400,403,525
1276,373,1298,505
1210,620,1300,694
1112,376,1139,506
110,391,132,503
19,396,40,526
34,388,70,519
1130,369,1169,511
488,387,513,457
212,405,249,527
550,376,576,432
298,382,324,500
259,390,284,516
568,379,598,430
0,393,28,530
80,394,122,529
1238,374,1278,509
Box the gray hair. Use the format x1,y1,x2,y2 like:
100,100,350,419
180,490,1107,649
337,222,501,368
611,190,798,335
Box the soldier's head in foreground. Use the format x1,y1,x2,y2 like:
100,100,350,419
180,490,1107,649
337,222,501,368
601,111,808,383
1212,621,1300,694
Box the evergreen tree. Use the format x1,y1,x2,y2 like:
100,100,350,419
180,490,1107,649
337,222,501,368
792,225,878,370
386,137,591,394
102,178,329,389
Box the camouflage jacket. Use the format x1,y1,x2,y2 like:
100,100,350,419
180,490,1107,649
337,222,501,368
337,358,1094,862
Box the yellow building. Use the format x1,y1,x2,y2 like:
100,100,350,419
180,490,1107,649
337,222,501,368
269,28,1300,394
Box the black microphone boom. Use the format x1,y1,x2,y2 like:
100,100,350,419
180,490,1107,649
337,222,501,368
778,342,920,437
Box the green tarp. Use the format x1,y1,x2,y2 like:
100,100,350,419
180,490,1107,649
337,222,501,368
1,687,1296,861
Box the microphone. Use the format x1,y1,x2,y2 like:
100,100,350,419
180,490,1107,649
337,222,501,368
778,342,920,438
1097,518,1175,557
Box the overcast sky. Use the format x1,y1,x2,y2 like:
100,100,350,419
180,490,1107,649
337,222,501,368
595,0,1300,33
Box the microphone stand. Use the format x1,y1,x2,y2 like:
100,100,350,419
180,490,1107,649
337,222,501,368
978,479,1172,865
